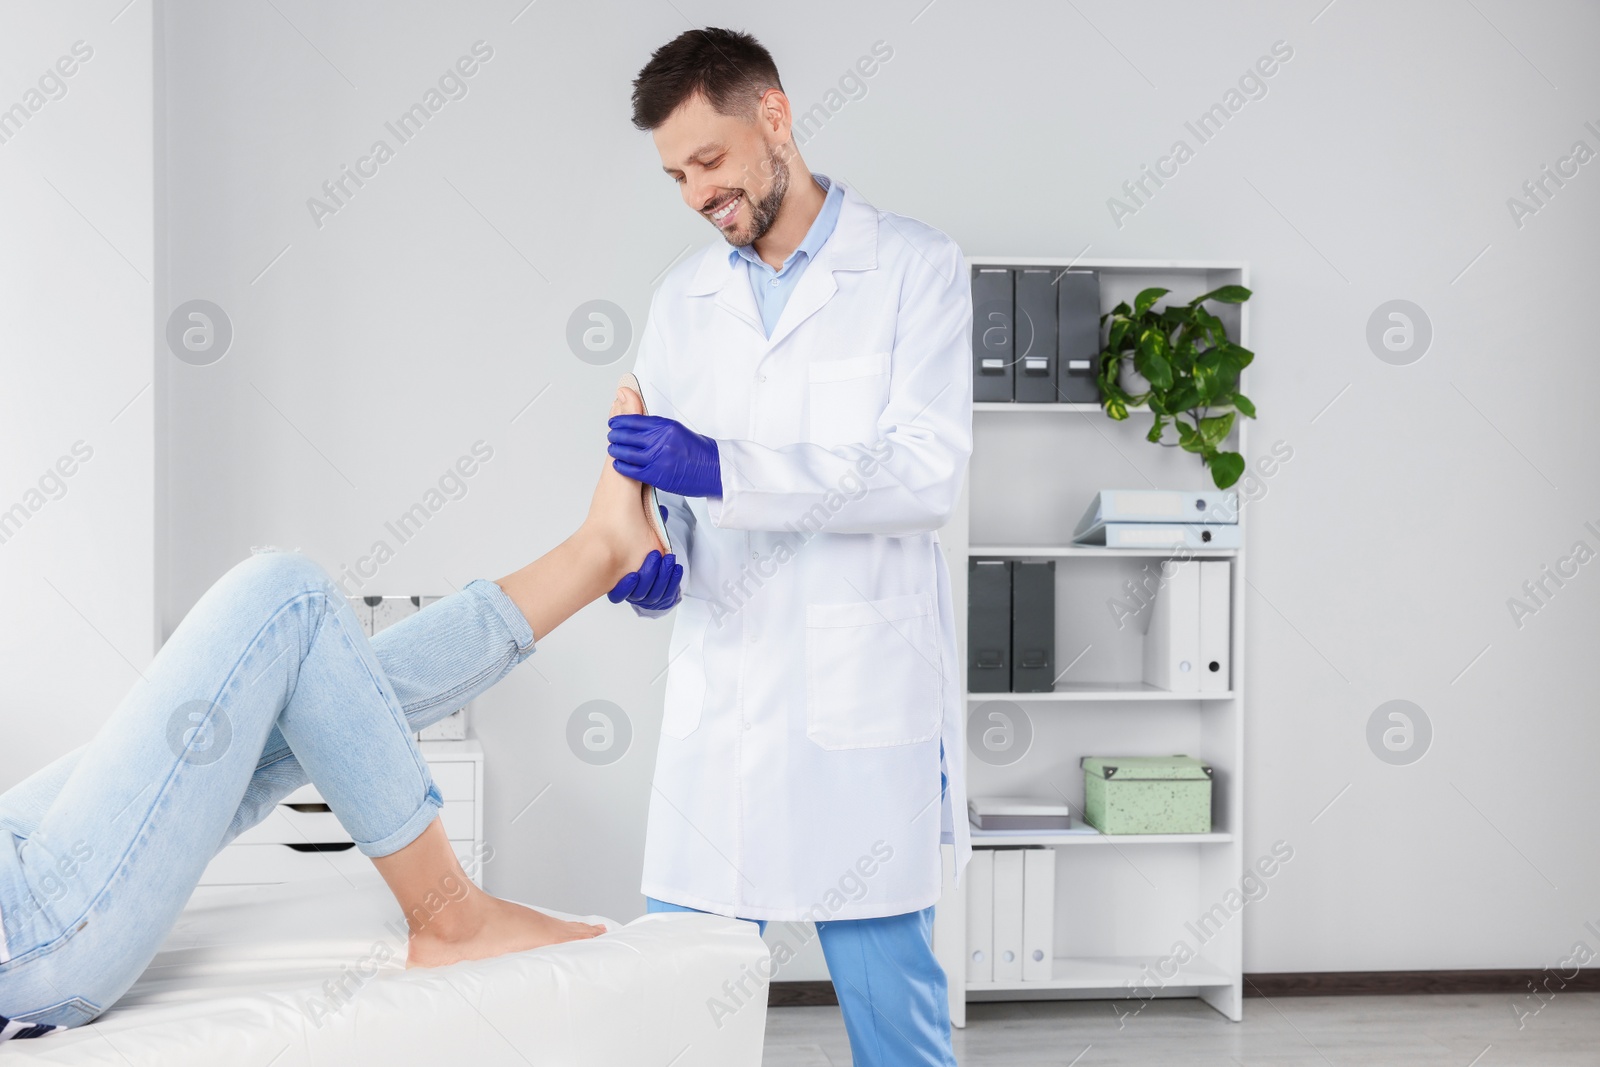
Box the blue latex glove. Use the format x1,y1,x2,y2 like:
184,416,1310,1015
608,505,683,611
608,550,682,611
607,414,722,498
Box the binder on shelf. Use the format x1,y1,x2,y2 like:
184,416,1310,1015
1074,489,1240,539
1011,560,1055,691
1014,269,1058,403
968,559,1012,692
972,268,1015,402
1056,270,1101,403
1199,561,1232,692
1076,522,1241,549
965,849,995,983
1141,559,1201,692
991,849,1025,982
1022,848,1055,982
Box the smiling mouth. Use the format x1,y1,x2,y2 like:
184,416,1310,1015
706,193,742,225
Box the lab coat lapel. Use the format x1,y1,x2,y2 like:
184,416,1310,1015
764,182,878,351
714,266,764,337
685,241,764,337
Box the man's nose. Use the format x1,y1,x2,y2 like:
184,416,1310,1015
685,180,719,214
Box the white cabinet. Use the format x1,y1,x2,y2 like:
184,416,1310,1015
197,739,486,888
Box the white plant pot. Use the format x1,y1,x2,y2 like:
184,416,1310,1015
1118,355,1150,395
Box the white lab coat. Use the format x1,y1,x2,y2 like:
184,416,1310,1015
633,180,973,922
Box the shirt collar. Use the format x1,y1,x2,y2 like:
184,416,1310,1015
728,173,844,271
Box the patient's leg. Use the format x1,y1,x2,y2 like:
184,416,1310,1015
0,549,555,1021
380,385,665,968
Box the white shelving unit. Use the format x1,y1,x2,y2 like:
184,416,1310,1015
934,256,1249,1024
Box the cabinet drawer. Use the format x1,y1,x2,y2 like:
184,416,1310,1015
197,838,486,887
233,800,474,846
430,761,476,801
198,842,374,885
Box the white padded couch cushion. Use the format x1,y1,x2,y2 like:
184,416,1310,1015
3,875,769,1066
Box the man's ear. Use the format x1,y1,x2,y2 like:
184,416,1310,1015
757,88,792,145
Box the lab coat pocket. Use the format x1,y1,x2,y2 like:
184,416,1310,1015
661,598,710,739
806,351,891,446
805,592,942,750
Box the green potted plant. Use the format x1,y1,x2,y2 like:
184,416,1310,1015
1095,285,1255,489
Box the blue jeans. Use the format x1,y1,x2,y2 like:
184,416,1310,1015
0,550,536,1030
646,898,957,1067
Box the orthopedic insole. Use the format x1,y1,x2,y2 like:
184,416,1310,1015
617,372,674,555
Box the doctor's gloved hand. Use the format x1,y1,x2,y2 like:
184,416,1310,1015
606,414,722,498
608,519,682,612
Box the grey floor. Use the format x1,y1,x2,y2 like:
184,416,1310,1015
763,992,1600,1065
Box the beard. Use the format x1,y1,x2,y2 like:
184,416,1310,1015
722,145,790,247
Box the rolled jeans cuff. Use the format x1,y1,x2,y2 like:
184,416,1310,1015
462,578,536,660
360,780,445,858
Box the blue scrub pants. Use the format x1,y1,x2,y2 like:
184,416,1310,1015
646,896,957,1066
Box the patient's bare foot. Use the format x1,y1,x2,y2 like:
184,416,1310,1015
582,387,668,576
407,892,605,969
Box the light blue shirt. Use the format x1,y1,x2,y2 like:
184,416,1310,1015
729,173,845,338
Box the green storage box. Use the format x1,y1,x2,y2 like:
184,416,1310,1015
1081,755,1213,834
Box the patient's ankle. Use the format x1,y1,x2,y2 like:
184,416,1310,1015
403,881,490,943
576,514,635,586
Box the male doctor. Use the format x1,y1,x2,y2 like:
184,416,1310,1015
605,28,972,1066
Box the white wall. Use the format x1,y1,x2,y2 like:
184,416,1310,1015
0,4,155,788
9,0,1599,979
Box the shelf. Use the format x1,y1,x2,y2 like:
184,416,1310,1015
967,683,1234,702
970,830,1232,847
975,402,1101,413
973,402,1155,414
968,544,1238,559
966,954,1235,993
966,256,1248,273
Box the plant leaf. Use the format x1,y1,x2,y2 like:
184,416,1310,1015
1107,319,1131,351
1136,341,1174,390
1198,411,1236,449
1146,415,1168,443
1160,305,1193,328
1133,287,1169,317
1232,393,1256,418
1190,285,1252,305
1207,451,1245,489
1164,383,1201,412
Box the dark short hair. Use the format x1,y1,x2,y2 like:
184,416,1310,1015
631,28,784,131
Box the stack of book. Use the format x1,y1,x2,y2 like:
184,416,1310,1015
968,796,1090,833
